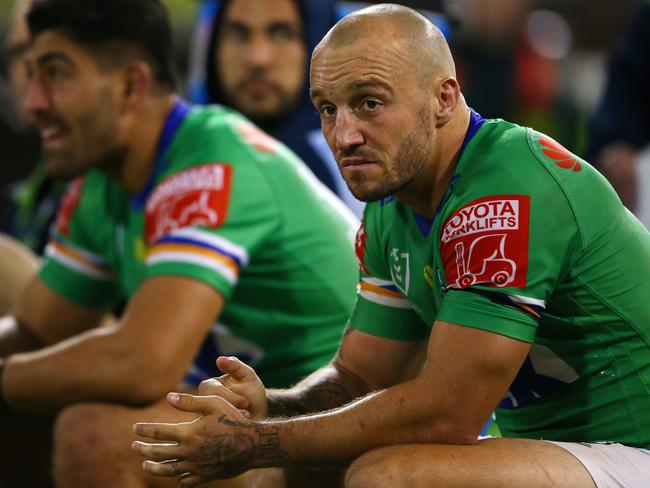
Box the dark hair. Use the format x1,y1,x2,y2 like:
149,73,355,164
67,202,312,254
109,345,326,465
26,0,177,89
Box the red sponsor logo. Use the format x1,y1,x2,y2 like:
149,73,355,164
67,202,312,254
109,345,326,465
55,176,84,236
355,220,370,274
540,137,581,172
440,195,529,289
145,164,232,244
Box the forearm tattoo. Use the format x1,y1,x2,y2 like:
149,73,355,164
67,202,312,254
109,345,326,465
218,415,287,465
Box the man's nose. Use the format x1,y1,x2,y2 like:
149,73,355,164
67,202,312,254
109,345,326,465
335,109,365,152
247,34,274,67
22,78,52,115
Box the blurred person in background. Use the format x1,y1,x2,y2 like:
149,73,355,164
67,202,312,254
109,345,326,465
188,0,364,216
0,0,357,486
588,0,650,214
451,0,584,152
2,0,67,254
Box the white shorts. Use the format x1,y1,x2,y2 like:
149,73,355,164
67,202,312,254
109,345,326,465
546,440,650,488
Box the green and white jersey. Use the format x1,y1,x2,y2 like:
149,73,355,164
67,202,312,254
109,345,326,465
40,100,358,388
351,111,650,447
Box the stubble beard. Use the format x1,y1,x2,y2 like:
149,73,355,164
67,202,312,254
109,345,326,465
43,95,127,180
228,79,301,130
343,106,433,202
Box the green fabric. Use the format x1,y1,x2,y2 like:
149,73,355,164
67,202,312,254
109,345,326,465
351,118,650,447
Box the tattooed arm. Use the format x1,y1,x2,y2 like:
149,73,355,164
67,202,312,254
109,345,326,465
132,327,426,483
267,326,426,416
133,322,529,482
199,326,427,419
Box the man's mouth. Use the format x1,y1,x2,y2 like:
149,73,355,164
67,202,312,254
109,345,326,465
240,79,277,97
38,126,67,148
340,157,379,169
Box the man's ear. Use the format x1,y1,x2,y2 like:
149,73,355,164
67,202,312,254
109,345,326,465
434,77,460,127
120,60,153,110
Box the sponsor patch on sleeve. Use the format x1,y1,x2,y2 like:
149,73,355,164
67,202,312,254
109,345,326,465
355,220,370,274
440,195,530,289
145,164,232,244
55,176,84,236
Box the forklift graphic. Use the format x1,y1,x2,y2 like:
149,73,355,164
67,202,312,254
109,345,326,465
454,233,516,288
153,191,219,241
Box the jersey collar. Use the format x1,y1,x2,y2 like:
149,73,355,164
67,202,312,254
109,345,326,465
130,97,192,209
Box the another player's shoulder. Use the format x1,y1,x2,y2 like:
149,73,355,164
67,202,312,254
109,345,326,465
171,104,288,165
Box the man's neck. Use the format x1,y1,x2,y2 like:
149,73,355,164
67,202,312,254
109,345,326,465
115,94,177,194
396,104,471,220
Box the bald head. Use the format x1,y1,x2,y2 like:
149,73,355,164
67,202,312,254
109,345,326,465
314,3,455,82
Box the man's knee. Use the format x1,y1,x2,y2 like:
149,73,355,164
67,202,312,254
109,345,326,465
53,402,145,486
54,402,126,457
345,448,406,488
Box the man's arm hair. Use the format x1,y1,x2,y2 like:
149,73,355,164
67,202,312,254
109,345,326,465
267,322,530,467
267,325,427,416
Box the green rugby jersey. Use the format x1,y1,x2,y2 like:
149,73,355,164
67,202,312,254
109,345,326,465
40,100,358,388
351,110,650,447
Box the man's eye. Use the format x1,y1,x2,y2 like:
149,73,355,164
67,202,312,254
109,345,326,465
44,64,66,81
320,106,336,116
364,100,380,110
270,24,296,41
224,24,248,42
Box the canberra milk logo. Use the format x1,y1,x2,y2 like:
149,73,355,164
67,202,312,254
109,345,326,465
442,198,520,243
390,248,410,294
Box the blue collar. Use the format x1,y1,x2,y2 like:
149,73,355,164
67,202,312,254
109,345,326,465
131,98,192,209
412,108,485,237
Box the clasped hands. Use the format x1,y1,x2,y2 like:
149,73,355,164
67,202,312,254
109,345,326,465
131,356,283,486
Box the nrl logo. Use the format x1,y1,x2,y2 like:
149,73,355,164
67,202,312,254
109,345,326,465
390,248,410,294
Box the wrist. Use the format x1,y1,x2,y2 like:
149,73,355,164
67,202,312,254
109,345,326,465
253,419,293,468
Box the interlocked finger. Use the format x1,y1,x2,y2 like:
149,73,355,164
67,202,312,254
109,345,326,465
178,473,206,487
133,421,187,441
198,378,224,396
132,441,184,462
142,459,192,477
198,379,249,409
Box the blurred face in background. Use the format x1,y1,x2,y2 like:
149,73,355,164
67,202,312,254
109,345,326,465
216,0,307,125
22,30,127,178
6,0,32,126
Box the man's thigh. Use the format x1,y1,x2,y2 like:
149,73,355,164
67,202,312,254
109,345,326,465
345,437,597,488
54,396,247,488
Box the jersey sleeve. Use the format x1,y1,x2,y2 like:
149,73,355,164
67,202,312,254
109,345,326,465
348,207,429,341
38,176,122,309
435,131,581,342
142,118,280,301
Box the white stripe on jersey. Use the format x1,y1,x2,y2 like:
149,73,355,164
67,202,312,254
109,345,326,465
147,251,238,285
171,227,250,266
